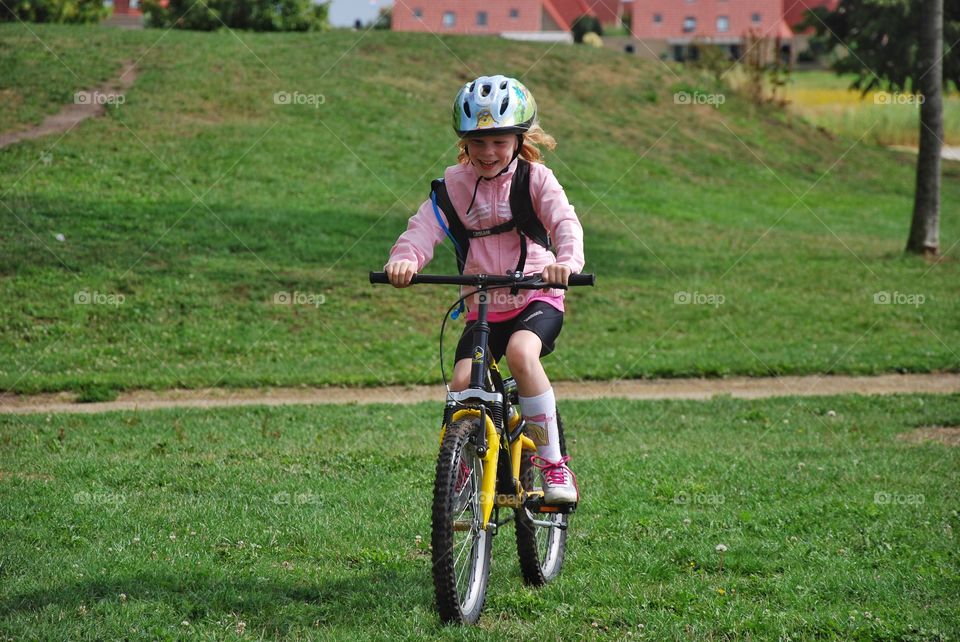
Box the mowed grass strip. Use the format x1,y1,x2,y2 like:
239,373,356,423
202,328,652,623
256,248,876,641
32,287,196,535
1,25,958,394
0,393,958,639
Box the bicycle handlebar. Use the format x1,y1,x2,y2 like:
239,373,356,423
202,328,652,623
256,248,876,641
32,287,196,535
369,271,595,288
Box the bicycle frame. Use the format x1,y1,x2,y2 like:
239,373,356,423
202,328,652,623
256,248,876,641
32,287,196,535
440,288,542,530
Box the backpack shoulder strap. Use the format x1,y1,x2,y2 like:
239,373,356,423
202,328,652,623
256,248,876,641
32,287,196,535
431,179,470,274
508,158,550,249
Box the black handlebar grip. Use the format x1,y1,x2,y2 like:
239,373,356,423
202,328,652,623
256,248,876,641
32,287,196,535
371,271,593,286
569,273,596,287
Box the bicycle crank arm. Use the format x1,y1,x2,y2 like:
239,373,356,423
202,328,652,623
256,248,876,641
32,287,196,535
528,518,568,530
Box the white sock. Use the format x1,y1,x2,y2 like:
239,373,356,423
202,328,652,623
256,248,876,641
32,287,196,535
519,388,561,461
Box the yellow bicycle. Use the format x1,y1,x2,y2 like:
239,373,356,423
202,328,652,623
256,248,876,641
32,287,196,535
370,270,595,624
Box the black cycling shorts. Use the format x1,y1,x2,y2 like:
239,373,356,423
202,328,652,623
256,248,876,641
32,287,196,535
454,301,564,364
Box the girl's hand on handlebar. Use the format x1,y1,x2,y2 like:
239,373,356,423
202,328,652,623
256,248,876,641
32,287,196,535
541,263,571,291
385,260,418,288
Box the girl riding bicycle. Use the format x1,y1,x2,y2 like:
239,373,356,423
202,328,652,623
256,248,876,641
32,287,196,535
384,75,585,504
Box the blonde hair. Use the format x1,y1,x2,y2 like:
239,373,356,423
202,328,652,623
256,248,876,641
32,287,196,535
457,124,557,165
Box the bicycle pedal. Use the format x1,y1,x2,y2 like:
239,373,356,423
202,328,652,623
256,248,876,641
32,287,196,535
524,496,577,515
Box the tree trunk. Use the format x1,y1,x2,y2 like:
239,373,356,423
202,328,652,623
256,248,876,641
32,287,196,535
906,0,944,256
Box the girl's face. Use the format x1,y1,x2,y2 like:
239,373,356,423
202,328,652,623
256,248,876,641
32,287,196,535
466,135,518,178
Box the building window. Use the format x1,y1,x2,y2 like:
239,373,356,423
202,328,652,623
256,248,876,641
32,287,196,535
443,11,455,27
477,11,487,26
653,13,662,24
751,12,761,24
413,7,422,18
682,16,696,32
717,16,729,32
509,8,519,19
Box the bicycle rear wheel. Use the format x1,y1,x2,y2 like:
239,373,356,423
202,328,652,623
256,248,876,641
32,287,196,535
515,409,568,586
432,418,492,624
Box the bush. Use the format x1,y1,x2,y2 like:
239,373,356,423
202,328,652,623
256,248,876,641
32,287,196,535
0,0,107,24
142,0,329,31
582,32,603,48
571,14,602,44
372,6,390,29
689,39,730,83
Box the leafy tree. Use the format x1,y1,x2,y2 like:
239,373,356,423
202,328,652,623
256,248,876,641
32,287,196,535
0,0,107,24
142,0,329,31
571,14,602,44
372,6,390,30
807,0,960,256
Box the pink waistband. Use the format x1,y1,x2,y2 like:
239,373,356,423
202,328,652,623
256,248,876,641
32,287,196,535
465,294,565,323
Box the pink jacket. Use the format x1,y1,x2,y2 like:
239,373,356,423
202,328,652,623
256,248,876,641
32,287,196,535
387,158,585,317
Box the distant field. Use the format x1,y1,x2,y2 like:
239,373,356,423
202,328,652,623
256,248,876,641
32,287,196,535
784,70,960,146
1,25,958,395
1,393,958,639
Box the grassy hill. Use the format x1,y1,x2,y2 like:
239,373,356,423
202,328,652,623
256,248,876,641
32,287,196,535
1,24,958,394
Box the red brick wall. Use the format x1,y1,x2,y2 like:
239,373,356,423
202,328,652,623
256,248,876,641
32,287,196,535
630,0,785,40
392,0,542,33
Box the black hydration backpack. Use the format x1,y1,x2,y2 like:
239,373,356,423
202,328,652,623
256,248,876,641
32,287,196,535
430,158,551,277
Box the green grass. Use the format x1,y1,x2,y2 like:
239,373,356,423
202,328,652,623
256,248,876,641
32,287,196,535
0,25,148,134
784,70,960,146
1,25,959,395
1,394,958,639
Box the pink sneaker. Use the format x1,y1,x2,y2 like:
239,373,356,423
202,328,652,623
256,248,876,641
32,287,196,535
530,455,579,504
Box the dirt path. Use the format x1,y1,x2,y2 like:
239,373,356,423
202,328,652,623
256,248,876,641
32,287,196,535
1,373,957,416
0,61,137,149
889,144,960,162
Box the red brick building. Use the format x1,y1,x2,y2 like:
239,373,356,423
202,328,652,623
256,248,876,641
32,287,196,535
629,0,838,61
391,0,837,61
392,0,623,35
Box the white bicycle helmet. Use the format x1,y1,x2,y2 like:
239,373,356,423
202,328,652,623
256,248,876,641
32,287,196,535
452,75,538,137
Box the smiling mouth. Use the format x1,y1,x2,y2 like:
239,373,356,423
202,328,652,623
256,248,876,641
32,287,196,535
478,160,498,169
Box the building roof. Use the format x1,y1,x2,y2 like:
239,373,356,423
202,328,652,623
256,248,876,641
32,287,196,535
543,0,594,31
783,0,839,31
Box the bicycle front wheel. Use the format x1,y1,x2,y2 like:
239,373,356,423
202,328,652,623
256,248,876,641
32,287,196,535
515,409,569,586
432,418,492,624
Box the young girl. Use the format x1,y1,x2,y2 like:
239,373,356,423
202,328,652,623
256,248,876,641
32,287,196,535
384,75,585,504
